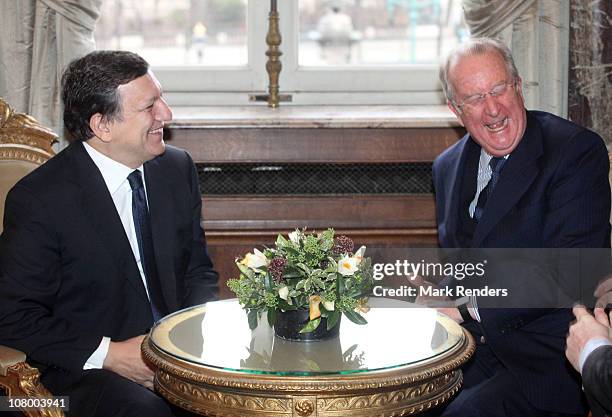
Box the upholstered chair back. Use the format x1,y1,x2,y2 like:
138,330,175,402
0,98,56,234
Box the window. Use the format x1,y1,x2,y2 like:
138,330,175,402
299,0,467,66
96,0,248,66
94,0,468,106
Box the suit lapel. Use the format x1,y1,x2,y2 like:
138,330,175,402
473,114,542,246
442,138,476,247
144,158,178,312
68,143,150,303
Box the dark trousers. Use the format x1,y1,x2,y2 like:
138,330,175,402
60,369,195,417
424,334,583,417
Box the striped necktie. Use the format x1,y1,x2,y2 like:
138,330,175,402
473,157,506,223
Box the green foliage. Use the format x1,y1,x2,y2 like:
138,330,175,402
300,317,321,333
326,310,341,330
227,228,374,333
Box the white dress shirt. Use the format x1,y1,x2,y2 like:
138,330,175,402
579,337,612,374
465,150,510,322
82,142,151,369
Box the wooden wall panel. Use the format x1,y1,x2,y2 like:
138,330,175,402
166,127,464,163
167,125,464,299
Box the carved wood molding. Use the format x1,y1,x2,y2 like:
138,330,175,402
143,329,475,416
153,367,462,417
0,97,57,163
0,362,65,417
144,329,474,392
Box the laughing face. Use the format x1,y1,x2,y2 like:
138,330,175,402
105,71,173,168
448,50,527,157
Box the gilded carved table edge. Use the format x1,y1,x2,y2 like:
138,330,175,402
143,324,474,391
142,328,475,416
152,367,464,416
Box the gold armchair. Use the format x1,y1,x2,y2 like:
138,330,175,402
0,98,63,417
0,98,56,232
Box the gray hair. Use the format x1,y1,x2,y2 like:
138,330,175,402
439,38,520,106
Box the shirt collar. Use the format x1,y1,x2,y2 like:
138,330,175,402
479,149,509,166
83,141,144,194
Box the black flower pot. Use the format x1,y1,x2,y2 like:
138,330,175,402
274,309,340,342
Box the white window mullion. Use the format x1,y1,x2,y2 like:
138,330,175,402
248,0,269,94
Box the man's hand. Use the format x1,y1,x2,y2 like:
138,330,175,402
410,276,466,322
103,335,155,390
594,275,612,308
412,276,450,306
565,305,611,373
437,307,462,323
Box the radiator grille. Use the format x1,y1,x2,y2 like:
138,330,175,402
197,163,433,195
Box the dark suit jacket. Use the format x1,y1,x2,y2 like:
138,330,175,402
583,345,612,417
0,142,218,390
433,110,611,414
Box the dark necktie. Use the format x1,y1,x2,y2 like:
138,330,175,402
127,170,167,322
473,157,506,223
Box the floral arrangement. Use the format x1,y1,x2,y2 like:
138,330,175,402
227,229,374,333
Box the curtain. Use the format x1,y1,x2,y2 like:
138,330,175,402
462,0,537,37
461,0,570,117
0,0,102,147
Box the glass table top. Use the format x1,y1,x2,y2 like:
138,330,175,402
149,298,463,377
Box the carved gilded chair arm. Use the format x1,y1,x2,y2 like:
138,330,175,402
0,345,65,417
0,344,27,376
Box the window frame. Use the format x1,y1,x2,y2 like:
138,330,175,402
153,0,447,106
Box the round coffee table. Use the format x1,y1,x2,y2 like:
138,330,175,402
143,298,474,416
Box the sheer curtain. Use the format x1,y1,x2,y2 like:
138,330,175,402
461,0,570,117
0,0,102,147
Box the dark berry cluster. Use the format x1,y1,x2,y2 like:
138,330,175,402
332,235,354,255
268,257,287,282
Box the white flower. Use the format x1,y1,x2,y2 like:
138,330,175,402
288,230,300,244
278,285,289,300
338,255,359,276
322,299,335,311
354,246,366,264
240,248,268,269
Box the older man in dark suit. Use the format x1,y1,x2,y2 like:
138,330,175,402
431,38,610,417
0,51,218,416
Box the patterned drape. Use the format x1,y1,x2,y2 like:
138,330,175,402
0,0,102,147
462,0,537,37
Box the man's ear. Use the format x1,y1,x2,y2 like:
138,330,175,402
89,113,113,143
515,77,524,100
447,100,464,126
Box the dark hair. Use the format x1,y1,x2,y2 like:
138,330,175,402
62,50,149,141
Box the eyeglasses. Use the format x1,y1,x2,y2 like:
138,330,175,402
454,81,516,110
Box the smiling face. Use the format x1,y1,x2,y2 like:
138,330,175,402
448,50,527,157
99,71,173,168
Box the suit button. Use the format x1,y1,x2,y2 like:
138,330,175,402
480,336,486,344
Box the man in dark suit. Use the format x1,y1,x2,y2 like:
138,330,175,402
567,305,612,417
432,38,610,416
0,51,218,416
